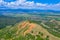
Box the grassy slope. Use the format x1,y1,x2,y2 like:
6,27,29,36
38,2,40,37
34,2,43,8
0,21,60,40
32,23,60,40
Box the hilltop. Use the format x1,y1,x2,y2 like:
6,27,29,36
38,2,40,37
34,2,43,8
0,20,60,40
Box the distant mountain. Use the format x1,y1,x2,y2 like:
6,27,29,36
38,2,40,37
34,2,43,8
0,9,60,13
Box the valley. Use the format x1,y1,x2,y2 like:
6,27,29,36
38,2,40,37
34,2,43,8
0,13,60,40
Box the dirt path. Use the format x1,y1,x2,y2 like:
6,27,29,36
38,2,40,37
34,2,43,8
24,23,36,35
16,21,36,35
16,21,30,34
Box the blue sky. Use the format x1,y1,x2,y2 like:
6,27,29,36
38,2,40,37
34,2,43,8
4,0,60,4
28,0,60,4
0,0,60,11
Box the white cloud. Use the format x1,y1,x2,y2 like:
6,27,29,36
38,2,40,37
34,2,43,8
0,0,60,10
36,3,48,6
46,3,60,10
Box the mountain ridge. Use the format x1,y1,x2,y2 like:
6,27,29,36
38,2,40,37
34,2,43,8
0,9,60,13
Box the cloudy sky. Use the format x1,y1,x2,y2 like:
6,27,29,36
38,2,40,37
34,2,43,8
0,0,60,11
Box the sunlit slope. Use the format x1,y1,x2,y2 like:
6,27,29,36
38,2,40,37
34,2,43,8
31,23,60,40
0,21,60,40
